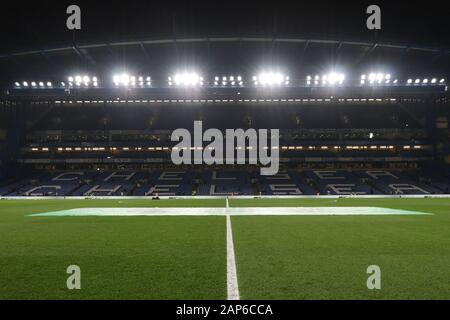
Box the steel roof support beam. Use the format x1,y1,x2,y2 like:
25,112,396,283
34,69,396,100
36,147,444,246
1,37,449,60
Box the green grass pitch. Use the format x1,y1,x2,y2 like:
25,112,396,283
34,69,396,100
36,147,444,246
0,197,449,299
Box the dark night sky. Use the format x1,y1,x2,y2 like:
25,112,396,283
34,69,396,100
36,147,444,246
0,0,448,85
1,0,449,52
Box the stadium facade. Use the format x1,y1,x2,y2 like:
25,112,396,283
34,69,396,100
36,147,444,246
0,37,449,197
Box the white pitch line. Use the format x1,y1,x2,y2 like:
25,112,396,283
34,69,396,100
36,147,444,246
226,214,240,300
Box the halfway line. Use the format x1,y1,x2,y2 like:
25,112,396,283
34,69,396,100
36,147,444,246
226,214,240,300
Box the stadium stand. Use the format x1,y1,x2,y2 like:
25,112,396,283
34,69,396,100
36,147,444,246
1,167,448,196
0,42,448,198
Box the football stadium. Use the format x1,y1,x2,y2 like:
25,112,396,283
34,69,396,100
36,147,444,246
0,1,449,306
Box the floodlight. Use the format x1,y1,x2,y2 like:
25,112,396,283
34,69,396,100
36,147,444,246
68,76,74,82
407,79,413,84
172,74,180,85
317,72,344,86
46,82,52,87
328,72,339,85
414,79,420,84
23,81,28,87
385,74,391,80
121,74,130,86
376,73,384,83
172,72,201,86
173,74,181,85
422,79,428,84
257,72,285,86
361,74,366,80
31,82,37,87
328,72,345,85
113,73,135,86
14,82,20,87
431,78,437,84
439,78,445,83
75,76,82,83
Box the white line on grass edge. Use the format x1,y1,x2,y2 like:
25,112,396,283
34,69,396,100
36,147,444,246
225,197,240,300
226,196,240,299
226,214,240,300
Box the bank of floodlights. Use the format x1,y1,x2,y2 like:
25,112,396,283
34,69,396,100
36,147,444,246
11,72,446,90
14,80,53,88
68,75,98,87
252,72,289,86
214,75,243,87
306,72,345,86
168,72,203,87
406,77,445,85
360,73,395,85
113,74,151,87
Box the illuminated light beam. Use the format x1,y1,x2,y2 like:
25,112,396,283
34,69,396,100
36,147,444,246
170,72,202,86
254,72,288,86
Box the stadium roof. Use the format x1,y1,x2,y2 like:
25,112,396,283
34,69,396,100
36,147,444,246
1,36,449,87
